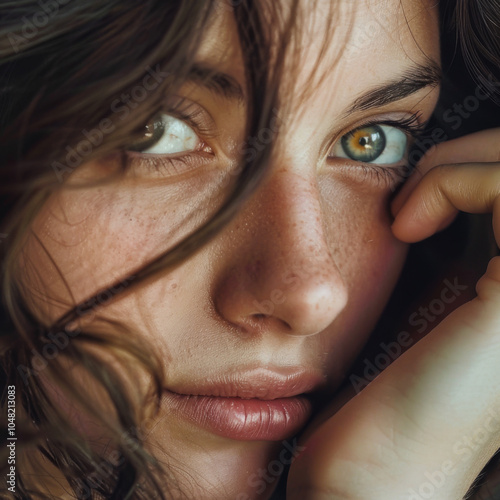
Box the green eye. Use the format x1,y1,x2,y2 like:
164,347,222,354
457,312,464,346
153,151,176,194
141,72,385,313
331,124,408,165
341,125,386,162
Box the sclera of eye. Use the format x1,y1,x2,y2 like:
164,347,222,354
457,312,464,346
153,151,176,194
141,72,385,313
377,127,408,164
124,111,217,180
139,115,201,155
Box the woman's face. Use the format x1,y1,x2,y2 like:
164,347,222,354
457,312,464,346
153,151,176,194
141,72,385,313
21,0,440,498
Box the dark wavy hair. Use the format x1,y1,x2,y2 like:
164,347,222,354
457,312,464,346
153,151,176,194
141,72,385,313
0,0,499,499
0,1,281,498
455,0,500,107
0,0,310,498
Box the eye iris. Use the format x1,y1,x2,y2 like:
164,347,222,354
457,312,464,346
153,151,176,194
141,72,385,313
341,125,386,162
129,115,165,152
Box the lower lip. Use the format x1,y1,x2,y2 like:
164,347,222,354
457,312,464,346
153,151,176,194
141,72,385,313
162,390,313,441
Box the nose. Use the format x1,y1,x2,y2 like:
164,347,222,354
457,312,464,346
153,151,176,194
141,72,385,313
212,168,348,338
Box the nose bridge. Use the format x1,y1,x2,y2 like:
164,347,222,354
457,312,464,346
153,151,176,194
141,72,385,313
212,165,348,338
254,168,332,263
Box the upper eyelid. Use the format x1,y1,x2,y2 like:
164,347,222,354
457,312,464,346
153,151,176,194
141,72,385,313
159,98,219,139
346,109,423,132
346,112,424,136
350,118,424,139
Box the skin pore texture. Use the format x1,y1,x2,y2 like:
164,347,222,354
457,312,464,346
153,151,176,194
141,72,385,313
19,0,441,498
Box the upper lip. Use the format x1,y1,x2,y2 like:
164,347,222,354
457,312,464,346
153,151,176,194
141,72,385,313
165,365,328,400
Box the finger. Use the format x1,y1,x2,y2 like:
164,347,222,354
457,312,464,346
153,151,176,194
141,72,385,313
392,128,500,216
391,162,500,243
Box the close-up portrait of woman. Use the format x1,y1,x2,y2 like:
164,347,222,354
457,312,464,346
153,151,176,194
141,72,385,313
1,0,500,499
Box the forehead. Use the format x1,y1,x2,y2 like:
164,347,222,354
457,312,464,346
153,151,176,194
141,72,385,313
298,0,441,74
194,0,440,122
198,1,439,66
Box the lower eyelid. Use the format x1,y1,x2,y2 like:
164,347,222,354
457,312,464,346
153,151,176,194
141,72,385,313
328,157,413,189
125,150,216,178
362,163,412,189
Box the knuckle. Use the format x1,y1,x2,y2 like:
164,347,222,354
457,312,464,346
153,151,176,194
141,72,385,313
421,164,456,189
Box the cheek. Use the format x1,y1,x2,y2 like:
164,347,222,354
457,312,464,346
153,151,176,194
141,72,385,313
21,167,226,321
320,182,409,369
347,224,407,318
322,179,408,293
23,189,165,317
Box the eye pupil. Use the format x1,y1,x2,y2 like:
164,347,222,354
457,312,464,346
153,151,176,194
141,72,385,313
341,125,386,162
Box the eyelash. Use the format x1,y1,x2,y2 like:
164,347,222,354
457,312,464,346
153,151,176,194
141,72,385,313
125,109,426,185
171,107,217,138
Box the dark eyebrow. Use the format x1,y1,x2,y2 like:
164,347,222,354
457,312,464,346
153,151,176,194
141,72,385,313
344,61,442,116
185,64,244,103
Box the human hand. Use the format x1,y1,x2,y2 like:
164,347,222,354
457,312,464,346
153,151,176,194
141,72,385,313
286,128,500,500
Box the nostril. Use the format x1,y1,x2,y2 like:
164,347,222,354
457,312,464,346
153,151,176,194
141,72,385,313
248,313,293,335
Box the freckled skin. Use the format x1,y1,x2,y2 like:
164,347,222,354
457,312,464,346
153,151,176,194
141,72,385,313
19,0,441,498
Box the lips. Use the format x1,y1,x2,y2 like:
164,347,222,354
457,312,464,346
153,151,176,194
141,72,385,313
162,366,327,441
166,366,327,399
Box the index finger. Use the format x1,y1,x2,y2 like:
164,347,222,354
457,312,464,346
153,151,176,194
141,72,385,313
391,162,500,244
392,128,500,215
421,128,500,167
